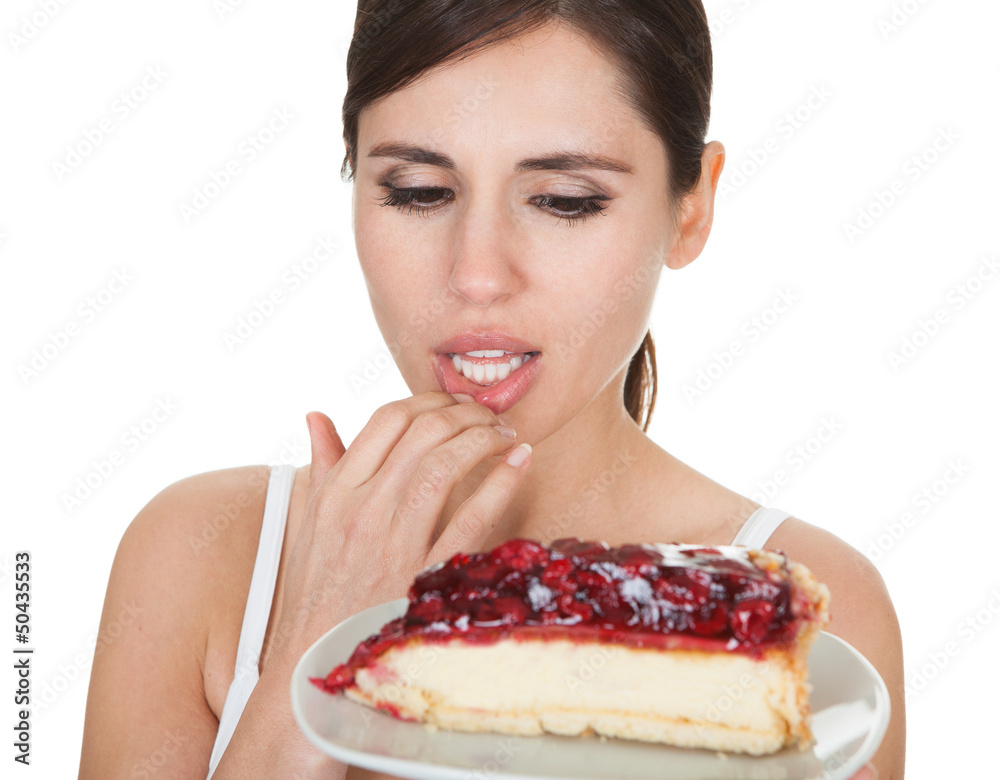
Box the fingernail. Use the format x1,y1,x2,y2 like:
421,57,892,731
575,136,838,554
505,442,531,468
452,393,475,403
493,425,517,440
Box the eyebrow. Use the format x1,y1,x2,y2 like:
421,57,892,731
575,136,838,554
366,142,634,175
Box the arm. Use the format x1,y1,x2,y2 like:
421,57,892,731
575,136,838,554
208,652,349,779
79,467,353,779
771,520,906,779
78,474,232,778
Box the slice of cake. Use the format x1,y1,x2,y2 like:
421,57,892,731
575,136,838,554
311,538,831,755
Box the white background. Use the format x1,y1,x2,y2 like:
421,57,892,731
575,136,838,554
2,0,997,776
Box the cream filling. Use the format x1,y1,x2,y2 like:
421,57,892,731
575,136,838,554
348,637,812,755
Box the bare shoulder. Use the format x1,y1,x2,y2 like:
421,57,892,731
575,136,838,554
112,466,274,629
124,465,271,556
768,518,906,779
79,465,273,778
767,519,895,639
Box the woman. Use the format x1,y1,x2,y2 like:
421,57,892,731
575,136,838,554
79,1,904,778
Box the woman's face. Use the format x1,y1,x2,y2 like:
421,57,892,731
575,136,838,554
352,21,678,431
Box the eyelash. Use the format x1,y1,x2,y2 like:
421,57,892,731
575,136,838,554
376,186,610,227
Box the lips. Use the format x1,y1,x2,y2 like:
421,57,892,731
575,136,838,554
432,332,542,415
434,352,542,415
433,333,541,355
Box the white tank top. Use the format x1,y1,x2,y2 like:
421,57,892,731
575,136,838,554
205,465,792,776
206,464,295,778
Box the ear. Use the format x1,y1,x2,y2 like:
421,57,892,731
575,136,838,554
664,141,726,271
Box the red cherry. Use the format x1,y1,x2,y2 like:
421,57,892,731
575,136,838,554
471,601,501,623
491,539,550,571
323,665,355,691
550,539,609,559
731,599,776,644
411,568,452,597
492,596,531,624
409,595,445,624
465,560,500,585
496,569,527,593
575,569,609,591
557,593,594,622
690,603,729,636
658,572,711,608
615,544,661,572
541,558,577,592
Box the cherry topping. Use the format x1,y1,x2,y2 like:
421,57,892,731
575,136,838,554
323,666,355,689
312,538,807,697
497,569,528,592
613,544,662,573
465,560,501,585
410,595,445,623
541,558,577,592
550,539,609,559
492,596,532,625
471,600,501,623
731,599,776,643
491,539,550,571
691,603,730,636
658,572,711,608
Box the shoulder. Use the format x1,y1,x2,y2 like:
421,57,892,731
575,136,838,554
767,518,895,632
766,518,900,660
118,465,273,584
104,465,276,655
112,465,289,636
768,517,906,777
80,466,277,775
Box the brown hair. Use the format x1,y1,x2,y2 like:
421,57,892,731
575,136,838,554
343,0,713,432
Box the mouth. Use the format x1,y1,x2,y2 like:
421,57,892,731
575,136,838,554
433,348,542,415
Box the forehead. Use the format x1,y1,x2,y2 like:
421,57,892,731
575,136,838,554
358,22,652,164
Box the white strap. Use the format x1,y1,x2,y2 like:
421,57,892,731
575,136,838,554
207,464,296,778
731,506,792,549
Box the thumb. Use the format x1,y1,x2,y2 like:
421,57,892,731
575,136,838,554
306,411,346,490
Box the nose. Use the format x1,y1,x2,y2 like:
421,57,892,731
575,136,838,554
447,192,523,307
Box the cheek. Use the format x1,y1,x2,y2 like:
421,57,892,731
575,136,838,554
356,206,418,304
547,236,659,364
355,223,445,353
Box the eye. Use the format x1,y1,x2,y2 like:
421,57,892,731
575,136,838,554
376,185,611,226
377,186,453,216
531,195,610,226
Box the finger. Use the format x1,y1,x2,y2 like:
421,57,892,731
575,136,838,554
333,391,476,488
388,422,521,538
373,400,508,498
305,411,347,497
432,443,532,557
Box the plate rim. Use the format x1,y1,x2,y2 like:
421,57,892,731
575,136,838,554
291,598,891,780
809,630,891,779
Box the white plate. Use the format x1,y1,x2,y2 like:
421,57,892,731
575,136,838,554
292,598,890,780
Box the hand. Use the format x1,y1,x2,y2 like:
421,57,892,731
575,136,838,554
849,764,877,779
272,391,530,665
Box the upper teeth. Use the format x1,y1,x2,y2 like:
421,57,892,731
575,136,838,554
450,352,533,385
